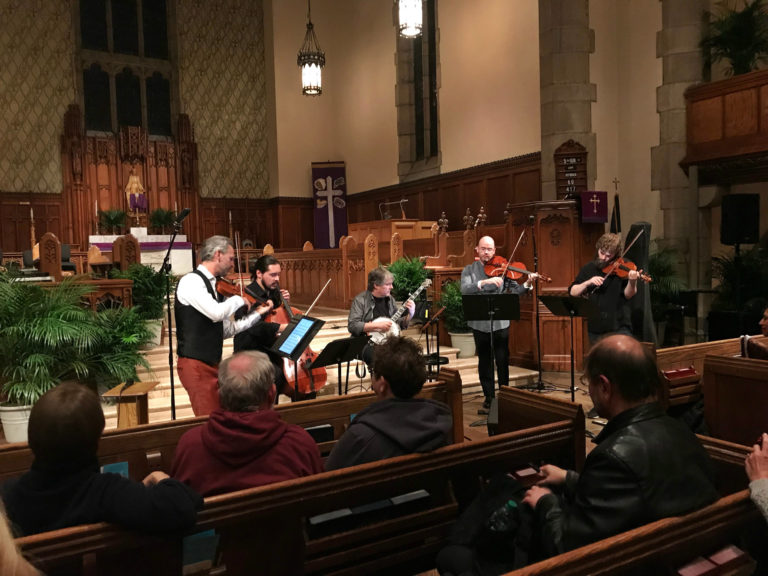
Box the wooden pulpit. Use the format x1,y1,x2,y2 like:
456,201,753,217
103,381,159,428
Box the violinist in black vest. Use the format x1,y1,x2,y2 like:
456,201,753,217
175,235,273,416
234,255,317,401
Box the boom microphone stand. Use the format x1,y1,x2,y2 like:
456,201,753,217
161,208,190,420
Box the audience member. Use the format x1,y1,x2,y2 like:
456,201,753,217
760,306,768,337
1,382,201,536
522,335,718,557
171,351,323,496
746,432,768,522
324,336,452,471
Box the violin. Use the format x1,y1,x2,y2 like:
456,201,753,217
601,257,652,283
216,277,272,310
271,285,328,398
484,255,552,283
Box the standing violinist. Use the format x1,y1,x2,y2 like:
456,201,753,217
569,233,639,347
175,236,273,416
233,255,317,401
461,236,538,415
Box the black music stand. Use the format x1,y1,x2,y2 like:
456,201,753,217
306,335,367,395
538,295,597,402
423,305,448,381
271,315,326,401
462,293,520,397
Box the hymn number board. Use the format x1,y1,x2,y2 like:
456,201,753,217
554,140,588,199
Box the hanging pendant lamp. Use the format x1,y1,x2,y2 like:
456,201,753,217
398,0,422,38
297,0,325,95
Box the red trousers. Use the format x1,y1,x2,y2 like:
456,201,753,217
177,357,220,416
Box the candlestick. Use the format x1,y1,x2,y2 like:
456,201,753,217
229,210,232,224
30,207,34,220
174,201,178,213
95,199,98,218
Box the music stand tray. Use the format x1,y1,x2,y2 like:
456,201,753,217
538,295,597,402
307,336,368,395
462,293,520,323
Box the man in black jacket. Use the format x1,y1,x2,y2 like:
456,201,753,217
522,335,718,557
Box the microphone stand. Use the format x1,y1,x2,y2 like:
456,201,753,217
530,215,552,393
161,215,186,420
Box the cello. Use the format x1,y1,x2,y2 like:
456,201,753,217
272,285,328,399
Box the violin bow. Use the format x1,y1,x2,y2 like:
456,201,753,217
605,229,644,276
304,278,332,317
233,231,246,297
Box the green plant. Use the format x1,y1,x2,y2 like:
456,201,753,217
387,256,430,302
710,242,768,311
701,0,768,76
111,263,172,320
149,208,176,234
98,209,128,235
647,242,687,322
438,280,469,333
0,271,153,406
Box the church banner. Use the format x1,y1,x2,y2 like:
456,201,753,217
312,161,348,248
580,191,608,223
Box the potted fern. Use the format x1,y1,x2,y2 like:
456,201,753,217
387,256,430,302
98,209,128,235
149,208,176,235
647,241,687,346
0,271,153,442
438,280,475,358
111,263,174,347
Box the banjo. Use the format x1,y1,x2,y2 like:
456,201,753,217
369,279,432,345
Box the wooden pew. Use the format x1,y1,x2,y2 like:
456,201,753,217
0,370,464,485
496,385,586,471
503,489,762,576
702,354,768,446
16,419,581,576
655,336,743,374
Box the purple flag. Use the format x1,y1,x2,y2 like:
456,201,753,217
581,191,608,223
312,162,348,249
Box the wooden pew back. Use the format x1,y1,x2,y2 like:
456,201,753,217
17,419,582,576
0,372,464,485
703,354,768,446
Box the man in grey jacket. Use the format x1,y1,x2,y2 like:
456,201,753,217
461,236,536,414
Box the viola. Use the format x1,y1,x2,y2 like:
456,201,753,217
484,255,552,283
601,257,652,283
272,287,328,398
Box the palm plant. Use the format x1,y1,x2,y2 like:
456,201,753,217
701,0,768,76
0,271,153,406
149,208,176,234
711,243,768,311
647,242,687,322
98,209,128,235
110,263,172,320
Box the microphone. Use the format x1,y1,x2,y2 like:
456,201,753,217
421,306,446,332
174,208,191,225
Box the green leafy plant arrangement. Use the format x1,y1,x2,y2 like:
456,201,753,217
0,271,153,406
647,241,687,322
149,208,176,234
387,256,430,302
710,242,768,311
111,263,173,320
701,0,768,76
438,280,470,333
98,209,128,235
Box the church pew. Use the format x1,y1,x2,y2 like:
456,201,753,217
16,419,583,576
502,489,762,576
702,354,768,446
0,369,463,485
496,385,586,471
655,336,743,375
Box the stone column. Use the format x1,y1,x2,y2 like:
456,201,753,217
539,0,596,200
651,0,707,292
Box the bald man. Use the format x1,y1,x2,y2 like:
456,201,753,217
460,236,538,414
522,335,718,557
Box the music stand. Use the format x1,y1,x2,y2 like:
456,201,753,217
462,293,520,398
272,315,326,401
538,295,597,402
306,335,367,395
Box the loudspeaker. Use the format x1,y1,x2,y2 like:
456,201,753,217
721,195,759,245
486,398,498,436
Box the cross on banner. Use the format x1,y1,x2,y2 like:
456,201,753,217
312,162,348,249
580,191,607,223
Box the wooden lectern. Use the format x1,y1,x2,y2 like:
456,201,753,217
103,381,159,428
